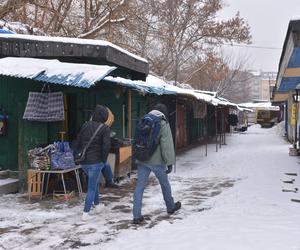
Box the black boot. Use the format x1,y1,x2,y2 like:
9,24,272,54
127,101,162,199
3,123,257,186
168,201,181,215
133,216,144,224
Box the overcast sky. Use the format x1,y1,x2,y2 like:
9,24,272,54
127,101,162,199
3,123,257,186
219,0,300,72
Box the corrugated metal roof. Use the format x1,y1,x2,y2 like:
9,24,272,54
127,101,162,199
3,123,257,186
105,75,241,107
104,76,176,95
0,57,116,88
0,29,14,34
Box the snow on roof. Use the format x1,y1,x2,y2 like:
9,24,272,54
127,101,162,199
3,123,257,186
215,97,239,108
106,74,239,107
0,19,44,35
0,57,240,105
145,75,217,104
146,74,168,87
237,106,254,112
194,90,217,97
239,102,280,110
145,75,244,107
105,76,176,95
0,33,148,63
290,17,300,21
0,57,116,88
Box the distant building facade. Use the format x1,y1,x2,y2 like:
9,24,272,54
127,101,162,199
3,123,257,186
261,72,277,101
246,70,277,103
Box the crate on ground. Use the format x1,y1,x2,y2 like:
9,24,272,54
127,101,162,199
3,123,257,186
53,190,74,201
27,169,42,199
289,147,299,156
111,145,132,179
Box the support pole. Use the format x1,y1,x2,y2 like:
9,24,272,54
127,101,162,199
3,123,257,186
295,104,298,149
215,108,218,152
127,90,132,138
205,116,208,157
122,104,125,138
174,97,178,173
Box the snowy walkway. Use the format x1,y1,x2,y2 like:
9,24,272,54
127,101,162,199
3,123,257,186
1,124,300,250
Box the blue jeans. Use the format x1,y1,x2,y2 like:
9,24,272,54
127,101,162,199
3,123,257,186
82,163,104,213
102,162,113,184
133,163,175,219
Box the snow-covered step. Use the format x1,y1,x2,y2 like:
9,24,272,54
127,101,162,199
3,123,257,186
0,170,9,179
0,178,19,194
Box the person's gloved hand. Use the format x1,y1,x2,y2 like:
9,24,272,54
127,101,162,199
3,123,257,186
165,165,172,174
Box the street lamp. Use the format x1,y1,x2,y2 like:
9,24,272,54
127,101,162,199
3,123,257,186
292,83,300,149
293,92,300,103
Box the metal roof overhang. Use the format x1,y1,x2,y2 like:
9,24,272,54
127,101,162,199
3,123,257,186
104,76,176,95
104,75,241,109
0,33,149,77
0,57,116,88
277,20,300,92
277,47,300,91
272,92,289,102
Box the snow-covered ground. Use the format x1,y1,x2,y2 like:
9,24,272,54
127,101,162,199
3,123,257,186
1,123,300,250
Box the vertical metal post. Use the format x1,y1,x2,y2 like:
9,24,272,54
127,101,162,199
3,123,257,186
224,114,226,145
122,104,125,138
221,110,226,145
295,100,298,149
205,114,208,156
174,97,178,173
127,90,132,138
215,108,218,152
219,110,222,148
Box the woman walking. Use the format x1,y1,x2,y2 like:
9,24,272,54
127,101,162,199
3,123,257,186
74,105,111,221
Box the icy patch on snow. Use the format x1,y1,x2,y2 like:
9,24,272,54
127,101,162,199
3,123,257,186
0,178,18,185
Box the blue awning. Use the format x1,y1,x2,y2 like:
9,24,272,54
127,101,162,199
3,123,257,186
278,76,300,92
0,57,116,88
0,29,14,34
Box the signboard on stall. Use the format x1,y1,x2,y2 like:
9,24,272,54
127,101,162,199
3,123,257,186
290,104,296,126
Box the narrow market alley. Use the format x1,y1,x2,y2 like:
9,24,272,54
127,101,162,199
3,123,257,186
1,123,300,250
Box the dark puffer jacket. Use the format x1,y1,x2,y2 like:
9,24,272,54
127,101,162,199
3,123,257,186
74,105,111,165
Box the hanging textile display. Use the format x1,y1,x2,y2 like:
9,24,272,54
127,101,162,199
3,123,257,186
23,84,65,122
193,100,207,119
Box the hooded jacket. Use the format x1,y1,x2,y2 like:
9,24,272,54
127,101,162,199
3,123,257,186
74,105,111,165
139,109,175,166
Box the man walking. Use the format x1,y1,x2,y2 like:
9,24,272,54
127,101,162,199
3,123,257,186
133,103,181,224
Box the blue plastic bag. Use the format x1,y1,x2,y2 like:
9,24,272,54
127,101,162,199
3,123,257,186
51,141,75,170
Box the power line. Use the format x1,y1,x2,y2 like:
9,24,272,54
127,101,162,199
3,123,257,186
223,43,282,50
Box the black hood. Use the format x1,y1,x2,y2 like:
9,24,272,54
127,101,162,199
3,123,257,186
153,103,169,121
92,105,108,123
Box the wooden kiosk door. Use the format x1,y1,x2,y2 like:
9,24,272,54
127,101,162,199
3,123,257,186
176,104,187,149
